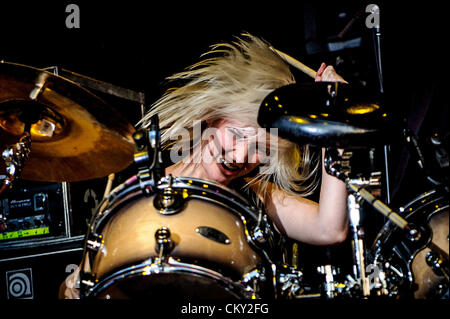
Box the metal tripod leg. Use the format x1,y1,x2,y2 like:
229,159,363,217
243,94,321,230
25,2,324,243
347,191,370,297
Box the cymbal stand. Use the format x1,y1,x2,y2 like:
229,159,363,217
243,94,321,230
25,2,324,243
132,114,165,194
324,148,394,298
0,130,32,230
1,70,47,229
1,130,32,191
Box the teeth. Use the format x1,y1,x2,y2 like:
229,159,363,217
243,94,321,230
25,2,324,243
221,158,231,166
220,157,240,171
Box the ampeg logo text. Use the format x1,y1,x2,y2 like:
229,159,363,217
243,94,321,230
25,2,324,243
6,268,34,299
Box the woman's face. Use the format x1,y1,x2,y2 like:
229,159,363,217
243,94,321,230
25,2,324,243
200,119,272,185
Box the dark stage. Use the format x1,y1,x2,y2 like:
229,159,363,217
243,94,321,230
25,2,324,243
0,0,447,310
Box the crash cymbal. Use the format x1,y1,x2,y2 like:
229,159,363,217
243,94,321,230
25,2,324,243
258,82,396,148
0,61,136,182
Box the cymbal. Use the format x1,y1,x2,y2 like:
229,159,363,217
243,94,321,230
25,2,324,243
257,83,395,148
0,61,136,182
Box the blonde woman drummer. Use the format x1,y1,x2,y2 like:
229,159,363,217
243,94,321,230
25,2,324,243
62,33,348,298
141,33,348,243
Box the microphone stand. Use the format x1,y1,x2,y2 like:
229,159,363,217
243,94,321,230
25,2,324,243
370,5,392,205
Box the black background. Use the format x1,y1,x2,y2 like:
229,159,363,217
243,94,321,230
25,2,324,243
0,1,444,107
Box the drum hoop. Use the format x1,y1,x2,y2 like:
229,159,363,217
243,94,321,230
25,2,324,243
85,256,262,299
372,188,448,249
164,176,255,206
371,188,449,285
402,189,447,218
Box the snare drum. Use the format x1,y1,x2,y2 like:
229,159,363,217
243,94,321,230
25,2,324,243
372,188,449,298
80,176,278,299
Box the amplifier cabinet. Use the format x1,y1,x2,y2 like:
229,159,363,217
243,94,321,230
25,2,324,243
0,236,84,300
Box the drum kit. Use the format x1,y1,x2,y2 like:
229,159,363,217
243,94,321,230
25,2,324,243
0,60,448,300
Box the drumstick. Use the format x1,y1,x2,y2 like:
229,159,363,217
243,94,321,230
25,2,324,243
103,173,115,199
269,46,317,79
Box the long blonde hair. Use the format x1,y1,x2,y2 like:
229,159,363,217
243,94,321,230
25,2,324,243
138,33,319,197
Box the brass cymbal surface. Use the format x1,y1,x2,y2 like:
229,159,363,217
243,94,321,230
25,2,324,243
0,61,136,182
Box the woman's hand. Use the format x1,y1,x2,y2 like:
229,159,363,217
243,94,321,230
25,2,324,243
315,62,348,83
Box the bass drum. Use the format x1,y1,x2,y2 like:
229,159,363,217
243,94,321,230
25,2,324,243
372,187,449,298
80,176,278,299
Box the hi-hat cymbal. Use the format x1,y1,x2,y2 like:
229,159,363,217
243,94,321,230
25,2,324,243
0,61,136,182
258,83,396,148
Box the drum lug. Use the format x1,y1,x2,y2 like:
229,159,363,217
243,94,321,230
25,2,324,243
251,226,266,244
155,227,174,257
240,267,266,298
79,272,96,296
251,213,272,245
154,176,185,215
405,224,423,242
426,250,449,279
86,233,103,252
278,264,304,298
81,278,95,289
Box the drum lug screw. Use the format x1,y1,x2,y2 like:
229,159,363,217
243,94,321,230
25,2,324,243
86,234,103,252
406,225,422,242
81,279,95,288
86,240,101,252
162,188,175,207
79,272,96,295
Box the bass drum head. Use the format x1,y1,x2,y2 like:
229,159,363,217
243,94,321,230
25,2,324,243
372,188,449,298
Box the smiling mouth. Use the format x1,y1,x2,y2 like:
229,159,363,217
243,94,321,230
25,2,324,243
219,157,241,172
